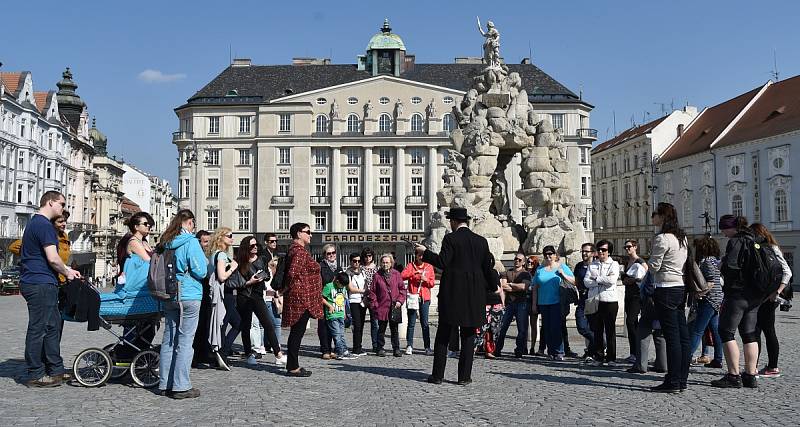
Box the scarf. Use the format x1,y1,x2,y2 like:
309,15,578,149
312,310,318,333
324,259,338,273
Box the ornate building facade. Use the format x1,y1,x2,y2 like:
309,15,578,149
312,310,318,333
173,21,595,260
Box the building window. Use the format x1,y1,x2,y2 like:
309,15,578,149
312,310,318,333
238,178,250,198
238,149,251,165
443,96,454,104
238,210,250,231
314,211,327,232
207,210,219,230
277,210,289,231
315,115,328,134
347,177,359,196
411,150,424,165
774,189,788,222
346,210,359,231
580,147,589,164
315,97,327,105
378,148,392,165
379,177,391,197
732,194,743,217
347,97,358,105
346,148,360,165
411,177,423,196
347,114,360,133
181,179,190,198
411,97,422,104
279,114,291,132
378,211,392,231
410,114,424,132
46,161,52,179
278,147,291,164
581,176,589,197
239,116,250,134
311,148,329,165
442,113,455,133
17,183,23,203
550,114,565,131
315,177,327,196
278,177,291,197
411,210,424,231
207,178,219,199
379,97,390,105
207,149,220,165
48,134,54,150
208,116,220,134
379,114,392,132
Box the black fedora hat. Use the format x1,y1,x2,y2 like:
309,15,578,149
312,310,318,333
445,207,471,221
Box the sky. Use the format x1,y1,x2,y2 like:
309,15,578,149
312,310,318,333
3,0,799,188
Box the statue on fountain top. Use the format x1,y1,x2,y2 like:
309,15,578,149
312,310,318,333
477,17,501,69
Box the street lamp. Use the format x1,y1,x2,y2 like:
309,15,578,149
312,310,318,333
639,154,661,208
188,140,210,216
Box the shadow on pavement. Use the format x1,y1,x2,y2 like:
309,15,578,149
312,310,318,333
0,358,27,384
492,370,653,391
328,362,429,381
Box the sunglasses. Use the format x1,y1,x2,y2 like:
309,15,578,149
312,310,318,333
139,222,151,227
326,251,337,255
300,230,312,235
249,244,258,248
351,259,361,263
544,252,556,257
268,240,277,243
581,250,594,254
624,245,634,250
597,248,609,253
225,233,233,238
514,258,525,262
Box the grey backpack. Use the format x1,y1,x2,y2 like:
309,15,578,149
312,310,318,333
148,245,179,301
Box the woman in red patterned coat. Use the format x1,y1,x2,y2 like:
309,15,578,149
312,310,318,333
283,222,323,377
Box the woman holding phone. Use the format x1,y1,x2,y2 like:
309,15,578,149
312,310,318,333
228,236,287,367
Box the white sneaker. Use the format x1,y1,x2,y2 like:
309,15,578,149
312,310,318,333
275,354,287,366
405,346,413,355
246,354,257,365
254,347,267,355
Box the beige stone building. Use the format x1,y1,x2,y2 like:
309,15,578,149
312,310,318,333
173,20,595,261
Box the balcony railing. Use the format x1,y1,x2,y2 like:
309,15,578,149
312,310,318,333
405,195,427,206
576,128,598,140
172,131,194,141
270,195,294,206
373,196,395,206
309,196,330,205
341,196,363,206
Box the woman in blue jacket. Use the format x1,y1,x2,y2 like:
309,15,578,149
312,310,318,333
157,209,207,400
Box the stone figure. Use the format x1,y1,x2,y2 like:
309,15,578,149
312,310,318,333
331,99,339,119
426,99,436,117
489,172,510,219
395,98,404,118
477,17,501,69
364,99,373,118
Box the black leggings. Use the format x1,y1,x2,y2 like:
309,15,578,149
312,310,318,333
757,301,780,369
350,304,367,353
287,310,311,372
719,293,761,344
624,289,641,355
237,295,281,357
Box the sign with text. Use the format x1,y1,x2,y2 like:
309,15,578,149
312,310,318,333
315,233,424,244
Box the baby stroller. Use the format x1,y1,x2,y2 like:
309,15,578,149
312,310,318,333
68,281,162,388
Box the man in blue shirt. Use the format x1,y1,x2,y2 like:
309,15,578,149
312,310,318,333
20,191,81,387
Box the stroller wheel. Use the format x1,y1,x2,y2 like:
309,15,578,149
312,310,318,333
72,348,112,387
130,350,160,388
103,344,130,380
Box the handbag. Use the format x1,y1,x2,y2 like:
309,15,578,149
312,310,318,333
684,245,712,296
406,293,420,310
584,293,600,315
390,303,403,323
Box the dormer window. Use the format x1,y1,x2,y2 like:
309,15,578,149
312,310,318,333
226,89,239,96
443,96,454,104
316,98,327,105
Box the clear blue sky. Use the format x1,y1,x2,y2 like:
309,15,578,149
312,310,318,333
3,0,799,188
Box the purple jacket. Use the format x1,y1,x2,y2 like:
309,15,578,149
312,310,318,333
368,269,407,321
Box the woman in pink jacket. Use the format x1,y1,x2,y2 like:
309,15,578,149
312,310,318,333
368,253,407,357
401,252,435,355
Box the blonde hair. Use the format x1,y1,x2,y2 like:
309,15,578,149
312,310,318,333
207,227,233,256
322,243,336,254
379,253,394,265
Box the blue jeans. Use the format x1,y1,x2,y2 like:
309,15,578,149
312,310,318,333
370,308,379,350
327,317,347,355
265,300,282,351
689,299,722,362
495,299,529,355
160,300,201,392
20,282,64,379
406,300,431,348
575,296,594,344
539,303,564,356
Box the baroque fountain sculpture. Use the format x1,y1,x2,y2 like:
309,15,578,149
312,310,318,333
424,18,587,267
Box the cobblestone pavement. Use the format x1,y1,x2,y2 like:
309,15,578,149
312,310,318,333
0,294,798,426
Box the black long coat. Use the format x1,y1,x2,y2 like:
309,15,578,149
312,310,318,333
423,226,497,327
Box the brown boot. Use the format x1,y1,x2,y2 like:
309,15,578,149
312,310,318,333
25,376,61,388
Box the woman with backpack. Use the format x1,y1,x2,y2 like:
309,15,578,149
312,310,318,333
228,236,287,367
750,223,792,379
647,202,690,393
158,209,208,399
206,227,237,371
711,215,762,389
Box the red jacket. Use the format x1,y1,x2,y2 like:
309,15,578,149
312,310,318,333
401,262,435,301
368,269,407,321
283,242,323,327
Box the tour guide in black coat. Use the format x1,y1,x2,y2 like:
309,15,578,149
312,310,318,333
416,207,497,385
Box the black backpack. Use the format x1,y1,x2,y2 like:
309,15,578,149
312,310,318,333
148,245,180,301
739,236,784,297
269,254,291,292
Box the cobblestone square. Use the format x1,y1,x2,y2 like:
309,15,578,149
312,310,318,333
0,295,797,426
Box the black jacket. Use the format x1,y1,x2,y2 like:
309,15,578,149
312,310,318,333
423,226,496,327
320,261,343,286
227,257,267,299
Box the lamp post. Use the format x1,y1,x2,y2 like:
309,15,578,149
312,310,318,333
640,154,661,208
188,140,209,217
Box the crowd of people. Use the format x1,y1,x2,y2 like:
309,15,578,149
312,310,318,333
16,193,794,397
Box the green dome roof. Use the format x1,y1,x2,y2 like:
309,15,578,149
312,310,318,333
366,19,406,51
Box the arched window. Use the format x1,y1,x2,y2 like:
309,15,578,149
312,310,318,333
442,113,455,133
379,113,392,133
347,114,360,133
315,115,328,134
774,189,788,222
410,113,424,132
731,194,743,217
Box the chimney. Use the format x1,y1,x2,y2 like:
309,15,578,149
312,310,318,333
677,124,685,137
454,57,483,64
683,105,698,115
292,57,331,66
403,54,415,73
232,58,251,67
